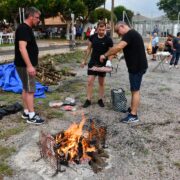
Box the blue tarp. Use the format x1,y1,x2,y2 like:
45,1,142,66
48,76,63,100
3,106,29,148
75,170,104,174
0,63,48,98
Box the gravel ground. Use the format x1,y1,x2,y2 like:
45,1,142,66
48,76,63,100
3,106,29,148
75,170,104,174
1,55,180,180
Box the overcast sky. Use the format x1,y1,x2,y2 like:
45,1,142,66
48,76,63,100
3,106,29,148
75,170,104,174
105,0,164,17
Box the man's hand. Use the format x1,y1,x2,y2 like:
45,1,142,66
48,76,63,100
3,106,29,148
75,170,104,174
100,54,106,63
27,66,36,76
80,60,87,68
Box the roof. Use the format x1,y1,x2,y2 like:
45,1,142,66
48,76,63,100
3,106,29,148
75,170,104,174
44,14,66,25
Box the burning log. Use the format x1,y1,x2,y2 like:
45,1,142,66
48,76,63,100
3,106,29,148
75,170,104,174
39,116,108,174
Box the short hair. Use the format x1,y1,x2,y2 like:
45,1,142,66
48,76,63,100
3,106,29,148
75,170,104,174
114,21,128,32
25,7,41,19
177,32,180,37
97,21,106,28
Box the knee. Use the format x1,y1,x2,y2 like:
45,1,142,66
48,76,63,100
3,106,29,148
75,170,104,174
87,80,94,87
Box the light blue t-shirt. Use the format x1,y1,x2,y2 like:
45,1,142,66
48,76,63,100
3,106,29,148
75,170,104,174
152,36,159,47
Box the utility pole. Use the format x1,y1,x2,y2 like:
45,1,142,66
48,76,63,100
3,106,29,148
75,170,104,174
110,0,114,38
178,12,180,32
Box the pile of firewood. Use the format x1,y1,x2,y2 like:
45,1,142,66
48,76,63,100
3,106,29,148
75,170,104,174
36,60,76,85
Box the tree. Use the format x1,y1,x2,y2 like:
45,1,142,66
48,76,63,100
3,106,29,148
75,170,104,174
0,0,32,27
83,0,105,20
113,5,134,23
89,8,111,23
157,0,180,20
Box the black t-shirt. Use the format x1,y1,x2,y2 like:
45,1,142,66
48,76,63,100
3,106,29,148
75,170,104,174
173,37,180,53
14,23,39,67
88,33,113,67
122,29,148,73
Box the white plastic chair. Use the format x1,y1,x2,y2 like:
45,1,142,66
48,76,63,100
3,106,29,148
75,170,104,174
7,33,14,44
0,32,4,44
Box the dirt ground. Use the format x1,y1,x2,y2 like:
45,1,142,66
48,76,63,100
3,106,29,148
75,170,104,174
0,52,180,180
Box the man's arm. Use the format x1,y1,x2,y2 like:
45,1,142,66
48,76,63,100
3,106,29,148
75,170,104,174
100,40,127,62
19,41,36,76
81,41,92,67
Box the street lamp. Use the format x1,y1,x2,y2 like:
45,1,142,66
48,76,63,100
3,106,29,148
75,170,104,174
110,0,114,38
178,12,180,31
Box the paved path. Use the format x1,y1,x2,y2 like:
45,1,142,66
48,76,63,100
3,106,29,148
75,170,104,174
0,41,87,64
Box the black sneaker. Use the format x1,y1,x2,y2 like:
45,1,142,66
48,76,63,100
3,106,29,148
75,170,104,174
27,114,44,125
83,99,91,108
98,99,105,107
21,112,29,120
120,113,139,123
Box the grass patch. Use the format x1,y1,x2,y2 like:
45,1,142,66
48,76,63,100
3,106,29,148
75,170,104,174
46,110,64,119
159,87,171,92
40,50,84,64
0,124,26,140
0,146,16,176
142,149,149,156
174,161,180,169
0,92,21,104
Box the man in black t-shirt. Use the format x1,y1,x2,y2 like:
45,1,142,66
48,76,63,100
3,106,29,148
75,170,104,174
14,7,44,125
81,21,113,108
100,21,148,123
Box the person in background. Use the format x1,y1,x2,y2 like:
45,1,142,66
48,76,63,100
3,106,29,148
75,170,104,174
81,21,113,108
14,7,44,125
169,32,180,69
90,26,96,36
151,32,159,60
164,34,173,63
86,27,91,39
100,21,148,123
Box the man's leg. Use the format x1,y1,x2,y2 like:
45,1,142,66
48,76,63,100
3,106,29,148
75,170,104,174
83,75,96,108
131,90,140,115
174,52,180,66
25,91,34,112
97,76,105,107
98,76,105,99
120,71,145,123
87,75,96,100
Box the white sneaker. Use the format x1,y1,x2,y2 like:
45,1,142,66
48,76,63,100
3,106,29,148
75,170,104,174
165,61,168,64
175,65,178,69
169,65,172,69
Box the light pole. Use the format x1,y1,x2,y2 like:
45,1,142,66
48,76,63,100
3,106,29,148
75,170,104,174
178,12,180,31
110,0,114,38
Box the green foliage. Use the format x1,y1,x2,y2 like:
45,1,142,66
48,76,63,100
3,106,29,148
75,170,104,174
113,5,134,23
0,146,16,176
157,0,180,20
89,8,111,23
0,125,26,139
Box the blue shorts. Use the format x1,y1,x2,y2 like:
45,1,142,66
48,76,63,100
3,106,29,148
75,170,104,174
129,70,146,91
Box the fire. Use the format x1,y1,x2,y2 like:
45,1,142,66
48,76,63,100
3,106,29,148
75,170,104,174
54,115,96,162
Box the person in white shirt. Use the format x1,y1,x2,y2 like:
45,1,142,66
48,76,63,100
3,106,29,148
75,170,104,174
90,26,96,36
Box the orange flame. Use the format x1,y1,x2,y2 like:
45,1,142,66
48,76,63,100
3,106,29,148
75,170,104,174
55,114,96,161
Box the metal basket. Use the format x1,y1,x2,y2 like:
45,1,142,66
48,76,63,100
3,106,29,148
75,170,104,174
111,88,127,112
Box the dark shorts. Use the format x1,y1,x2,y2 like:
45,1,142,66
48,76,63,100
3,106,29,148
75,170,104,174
87,69,106,77
152,46,158,54
16,66,36,92
129,70,146,91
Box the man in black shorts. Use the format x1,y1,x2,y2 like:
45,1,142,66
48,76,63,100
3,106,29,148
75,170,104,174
81,21,113,108
14,7,44,125
100,21,148,123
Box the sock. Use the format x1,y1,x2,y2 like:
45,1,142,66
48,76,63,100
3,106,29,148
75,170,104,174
29,112,35,119
130,113,137,117
24,109,29,115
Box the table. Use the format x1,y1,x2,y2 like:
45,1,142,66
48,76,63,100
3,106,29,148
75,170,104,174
152,51,170,72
